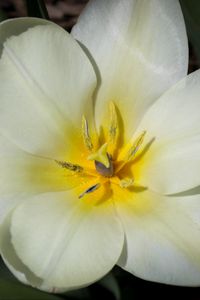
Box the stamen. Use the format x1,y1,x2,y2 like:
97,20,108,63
55,160,83,172
125,131,146,162
108,102,119,152
78,183,101,199
82,116,94,152
115,131,146,174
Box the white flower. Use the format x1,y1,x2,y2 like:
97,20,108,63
0,0,200,293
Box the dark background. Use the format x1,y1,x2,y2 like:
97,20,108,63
0,1,200,299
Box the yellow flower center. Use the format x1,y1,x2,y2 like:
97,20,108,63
55,102,147,200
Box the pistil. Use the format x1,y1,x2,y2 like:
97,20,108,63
95,153,114,177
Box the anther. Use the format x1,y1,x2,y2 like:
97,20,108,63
125,131,146,162
108,101,118,149
55,160,83,172
115,131,147,174
82,115,94,152
79,183,101,199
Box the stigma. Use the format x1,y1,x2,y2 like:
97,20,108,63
87,143,114,177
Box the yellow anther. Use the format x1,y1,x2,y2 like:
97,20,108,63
82,115,94,152
55,160,83,172
119,178,134,188
88,143,110,168
125,131,146,162
108,101,118,149
115,131,147,174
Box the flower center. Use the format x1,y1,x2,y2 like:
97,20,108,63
56,102,147,199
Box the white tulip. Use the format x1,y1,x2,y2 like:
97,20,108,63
0,0,200,293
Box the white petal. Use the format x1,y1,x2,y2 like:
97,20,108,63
133,70,200,194
0,134,26,223
0,212,42,286
0,22,96,159
116,189,200,286
0,212,68,293
9,191,124,289
135,136,200,195
0,17,51,55
0,132,22,155
72,0,188,140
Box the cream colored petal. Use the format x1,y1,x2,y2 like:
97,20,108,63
0,212,43,287
72,0,188,142
115,189,200,286
135,136,200,194
0,22,96,159
0,212,68,293
9,191,124,289
0,134,26,223
133,70,200,194
0,17,51,55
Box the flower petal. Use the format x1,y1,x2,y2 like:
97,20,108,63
0,211,43,287
72,0,188,141
0,21,96,159
0,134,26,223
133,70,200,194
0,17,50,55
9,191,124,289
116,189,200,286
0,212,68,293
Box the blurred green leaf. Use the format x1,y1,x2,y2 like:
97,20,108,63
0,278,64,300
98,272,120,300
180,0,200,61
0,259,68,300
65,288,90,299
0,259,17,283
0,10,6,22
26,0,49,19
